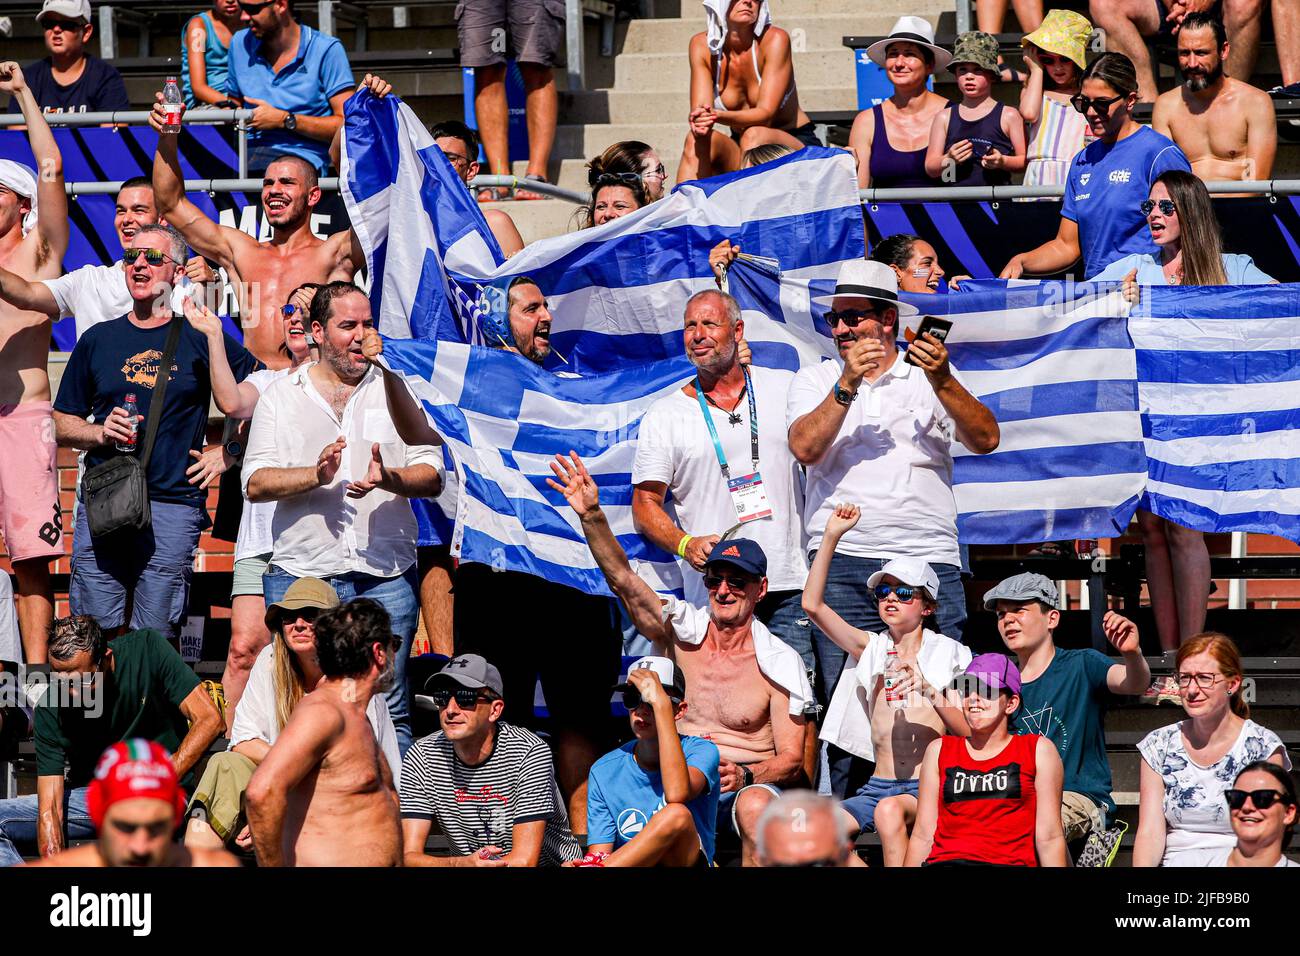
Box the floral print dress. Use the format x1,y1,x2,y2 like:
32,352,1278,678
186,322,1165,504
1138,719,1290,866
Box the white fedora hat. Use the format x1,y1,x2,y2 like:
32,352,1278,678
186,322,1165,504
866,16,952,73
813,259,919,315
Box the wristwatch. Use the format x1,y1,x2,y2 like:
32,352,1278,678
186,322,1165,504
832,381,857,406
283,112,297,132
741,766,754,788
224,438,244,460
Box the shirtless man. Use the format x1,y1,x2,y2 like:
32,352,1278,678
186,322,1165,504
1152,13,1276,185
0,62,68,666
29,739,239,868
245,598,402,867
150,95,364,368
549,452,813,867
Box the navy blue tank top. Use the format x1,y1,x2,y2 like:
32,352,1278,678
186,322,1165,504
868,103,937,189
943,103,1014,187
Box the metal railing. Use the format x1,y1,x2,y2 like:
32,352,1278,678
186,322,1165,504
859,181,1300,202
0,109,253,178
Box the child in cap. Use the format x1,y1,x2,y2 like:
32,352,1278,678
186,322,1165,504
905,654,1068,866
805,503,972,867
925,31,1027,187
1019,9,1094,191
577,657,721,867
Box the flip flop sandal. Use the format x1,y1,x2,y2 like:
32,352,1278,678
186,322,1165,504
476,185,512,203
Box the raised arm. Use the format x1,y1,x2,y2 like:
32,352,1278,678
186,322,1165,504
184,298,260,417
1018,50,1044,125
1101,611,1151,695
360,328,445,446
801,504,874,658
548,452,674,648
150,97,245,267
245,698,342,867
0,62,68,268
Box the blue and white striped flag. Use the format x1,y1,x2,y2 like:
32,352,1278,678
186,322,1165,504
340,92,1299,600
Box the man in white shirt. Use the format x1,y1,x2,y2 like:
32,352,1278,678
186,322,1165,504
785,259,999,795
0,176,212,339
243,282,442,754
632,289,810,672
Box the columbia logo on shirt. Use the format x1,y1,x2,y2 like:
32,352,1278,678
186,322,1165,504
943,763,1022,802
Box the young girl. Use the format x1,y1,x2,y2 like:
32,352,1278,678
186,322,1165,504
1020,9,1094,189
926,32,1026,187
182,0,242,108
905,654,1069,867
805,504,971,867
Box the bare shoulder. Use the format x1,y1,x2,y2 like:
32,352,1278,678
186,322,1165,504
1152,87,1182,120
185,14,207,36
187,846,243,868
688,32,711,58
1232,78,1276,113
760,26,792,52
484,207,516,230
290,690,348,735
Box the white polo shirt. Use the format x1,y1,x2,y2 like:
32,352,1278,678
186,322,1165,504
785,354,965,566
631,365,807,608
242,362,439,579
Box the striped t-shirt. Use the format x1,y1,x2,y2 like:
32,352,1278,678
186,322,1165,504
399,722,582,866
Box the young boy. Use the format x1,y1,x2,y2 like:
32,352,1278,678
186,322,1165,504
924,31,1027,186
805,504,971,866
577,658,720,867
905,653,1068,866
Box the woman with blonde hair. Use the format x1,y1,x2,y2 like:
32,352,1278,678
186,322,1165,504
1134,633,1290,866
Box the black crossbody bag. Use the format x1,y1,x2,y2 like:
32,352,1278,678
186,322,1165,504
82,316,183,539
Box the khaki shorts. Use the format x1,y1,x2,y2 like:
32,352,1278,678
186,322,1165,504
188,750,259,843
1061,790,1105,842
0,402,64,563
231,554,270,598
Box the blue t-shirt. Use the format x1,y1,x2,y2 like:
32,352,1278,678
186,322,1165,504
54,316,259,506
1061,126,1191,278
586,736,721,863
226,23,354,171
1011,647,1116,818
1090,252,1275,285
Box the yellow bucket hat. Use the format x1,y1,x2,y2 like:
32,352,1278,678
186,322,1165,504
1022,9,1093,71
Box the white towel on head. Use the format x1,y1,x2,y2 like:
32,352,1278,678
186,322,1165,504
703,0,771,54
0,159,38,235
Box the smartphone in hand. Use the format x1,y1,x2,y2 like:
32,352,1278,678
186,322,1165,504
904,316,954,366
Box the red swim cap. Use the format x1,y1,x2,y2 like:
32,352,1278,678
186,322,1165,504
86,739,187,831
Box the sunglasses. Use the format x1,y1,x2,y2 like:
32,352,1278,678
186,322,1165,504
825,307,882,328
121,248,179,266
874,583,919,603
1070,93,1126,115
239,0,274,13
591,171,644,188
430,686,495,711
281,304,300,317
703,571,757,592
1140,199,1177,217
283,607,319,625
42,16,85,30
622,687,683,710
1224,788,1293,811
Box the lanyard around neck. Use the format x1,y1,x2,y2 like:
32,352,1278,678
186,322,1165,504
695,366,758,478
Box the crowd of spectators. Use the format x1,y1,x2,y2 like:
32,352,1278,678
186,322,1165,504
0,0,1294,872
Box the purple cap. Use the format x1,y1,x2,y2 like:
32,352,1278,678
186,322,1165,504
961,653,1022,696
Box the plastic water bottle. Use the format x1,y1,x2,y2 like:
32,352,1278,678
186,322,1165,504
116,393,139,452
884,646,905,710
162,77,183,133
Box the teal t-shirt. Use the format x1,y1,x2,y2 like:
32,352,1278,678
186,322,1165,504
1011,647,1116,818
34,629,201,788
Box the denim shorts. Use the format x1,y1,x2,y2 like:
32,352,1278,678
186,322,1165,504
841,776,921,831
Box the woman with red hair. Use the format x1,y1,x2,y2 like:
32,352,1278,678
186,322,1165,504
1133,634,1291,866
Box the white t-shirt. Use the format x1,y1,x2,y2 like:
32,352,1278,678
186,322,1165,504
632,366,807,606
42,263,199,339
233,367,292,561
786,355,965,566
0,573,21,664
1138,718,1291,867
229,643,402,789
1208,846,1300,867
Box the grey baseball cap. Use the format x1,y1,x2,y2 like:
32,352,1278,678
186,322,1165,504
428,654,504,697
982,572,1059,611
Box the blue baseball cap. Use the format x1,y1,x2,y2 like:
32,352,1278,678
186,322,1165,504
704,538,768,577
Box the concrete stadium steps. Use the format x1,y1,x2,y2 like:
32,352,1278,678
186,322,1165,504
613,47,855,92
616,11,926,55
483,199,580,245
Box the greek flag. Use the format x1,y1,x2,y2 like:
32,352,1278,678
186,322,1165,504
340,92,1299,599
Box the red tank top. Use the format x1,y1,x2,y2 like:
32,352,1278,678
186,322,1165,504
926,733,1040,867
